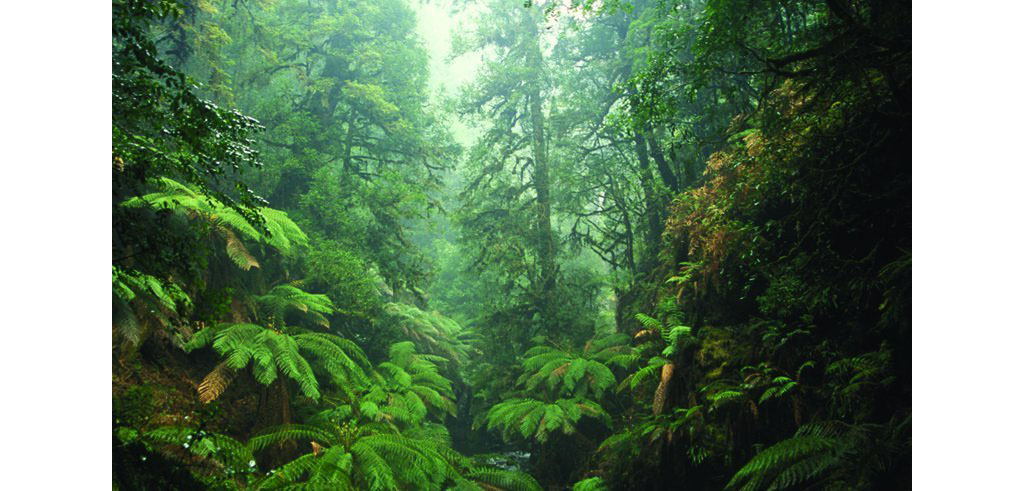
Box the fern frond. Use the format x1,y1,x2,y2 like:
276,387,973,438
652,362,675,415
623,356,669,392
267,332,320,400
258,453,319,489
295,333,370,386
198,361,236,404
257,285,335,328
260,207,309,252
635,313,663,331
249,424,336,453
710,390,748,411
725,435,838,491
220,226,260,270
465,467,542,491
485,398,608,444
573,477,609,491
350,440,399,491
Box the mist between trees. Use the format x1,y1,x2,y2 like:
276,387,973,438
113,0,911,489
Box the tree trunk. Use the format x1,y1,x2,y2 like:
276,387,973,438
524,8,556,331
644,125,679,192
633,130,664,249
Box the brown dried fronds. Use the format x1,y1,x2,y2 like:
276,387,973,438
653,362,675,415
198,361,236,404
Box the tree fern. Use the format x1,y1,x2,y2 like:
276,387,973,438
251,420,464,491
461,467,542,491
482,398,610,443
725,435,838,490
185,323,372,402
366,341,456,425
129,425,256,479
124,177,308,260
383,302,469,363
256,284,335,328
516,335,628,401
294,332,373,388
725,417,909,491
573,477,609,491
113,266,192,348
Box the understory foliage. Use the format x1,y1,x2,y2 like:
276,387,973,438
112,2,536,488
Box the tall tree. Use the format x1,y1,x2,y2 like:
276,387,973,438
455,0,560,346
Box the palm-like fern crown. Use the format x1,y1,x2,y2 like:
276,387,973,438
633,313,695,358
123,178,308,269
482,397,611,444
113,266,192,347
249,419,454,490
122,425,256,479
184,323,372,403
573,477,610,491
384,302,470,363
248,419,540,491
516,333,631,401
255,284,335,328
619,313,698,414
363,341,457,426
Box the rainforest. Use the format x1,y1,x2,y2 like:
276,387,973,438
111,0,911,489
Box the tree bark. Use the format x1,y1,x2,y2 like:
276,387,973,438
633,130,664,248
644,125,679,193
524,8,557,331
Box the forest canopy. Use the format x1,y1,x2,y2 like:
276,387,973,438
107,0,910,488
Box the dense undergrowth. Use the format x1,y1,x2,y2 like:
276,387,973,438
113,0,909,489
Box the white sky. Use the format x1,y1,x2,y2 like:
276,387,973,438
413,0,479,96
412,0,485,147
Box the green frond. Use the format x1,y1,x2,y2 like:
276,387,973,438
378,362,412,388
125,178,308,257
113,266,191,315
295,333,371,386
624,356,669,392
312,447,355,485
383,303,469,362
563,358,588,394
517,336,623,401
350,440,399,491
143,425,193,445
189,323,363,402
257,285,335,328
193,432,255,469
360,400,383,421
725,435,838,491
572,477,609,491
258,453,319,489
141,426,253,473
635,313,663,331
661,325,694,357
710,390,748,411
583,360,616,399
518,404,546,439
604,351,640,370
267,333,320,399
388,341,417,368
248,424,336,453
464,467,542,491
485,398,608,444
183,323,223,352
260,207,309,252
597,429,633,453
587,333,631,355
210,208,263,244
